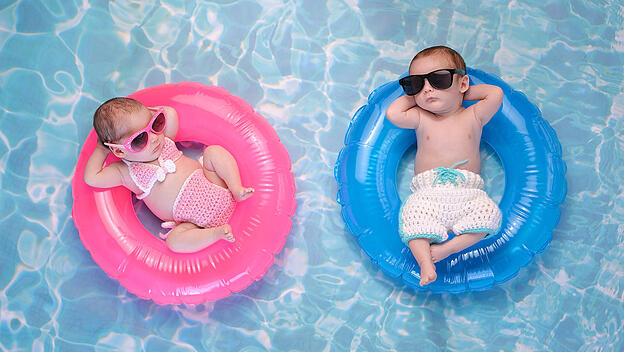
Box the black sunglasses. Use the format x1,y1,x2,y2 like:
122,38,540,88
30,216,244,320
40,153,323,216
399,68,466,96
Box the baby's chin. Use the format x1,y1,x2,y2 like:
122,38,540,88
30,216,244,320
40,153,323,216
420,99,463,115
420,101,453,114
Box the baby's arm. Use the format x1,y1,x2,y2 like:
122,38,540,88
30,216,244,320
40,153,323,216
463,84,503,126
83,139,124,188
149,105,179,139
385,95,422,129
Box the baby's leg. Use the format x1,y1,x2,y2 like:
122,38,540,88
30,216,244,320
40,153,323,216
202,145,254,201
408,238,437,286
166,222,234,253
430,232,486,263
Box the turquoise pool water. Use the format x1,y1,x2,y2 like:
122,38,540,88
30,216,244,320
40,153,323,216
1,0,623,351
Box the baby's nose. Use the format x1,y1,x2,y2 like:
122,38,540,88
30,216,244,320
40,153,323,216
422,79,434,92
149,131,160,143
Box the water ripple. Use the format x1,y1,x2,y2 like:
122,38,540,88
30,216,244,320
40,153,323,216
0,0,623,351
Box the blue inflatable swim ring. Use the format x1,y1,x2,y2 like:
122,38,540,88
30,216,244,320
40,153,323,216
334,68,567,293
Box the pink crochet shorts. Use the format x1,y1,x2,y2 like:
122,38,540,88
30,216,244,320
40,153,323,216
171,169,236,228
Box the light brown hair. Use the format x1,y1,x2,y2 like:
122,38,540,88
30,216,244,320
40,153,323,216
93,97,144,143
410,45,466,72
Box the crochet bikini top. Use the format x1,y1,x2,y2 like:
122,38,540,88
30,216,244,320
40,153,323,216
124,137,183,199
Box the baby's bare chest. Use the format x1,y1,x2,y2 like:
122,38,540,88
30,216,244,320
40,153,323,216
417,113,482,147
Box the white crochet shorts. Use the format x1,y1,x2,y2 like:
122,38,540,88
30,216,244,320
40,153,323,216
399,167,501,244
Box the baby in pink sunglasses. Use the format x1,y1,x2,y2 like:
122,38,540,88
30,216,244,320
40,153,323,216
84,97,254,253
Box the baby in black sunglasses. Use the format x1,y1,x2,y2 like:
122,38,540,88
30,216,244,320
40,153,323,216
386,46,504,286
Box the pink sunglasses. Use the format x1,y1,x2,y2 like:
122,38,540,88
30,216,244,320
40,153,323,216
104,107,166,153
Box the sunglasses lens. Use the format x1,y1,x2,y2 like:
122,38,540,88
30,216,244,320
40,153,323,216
428,70,453,90
152,112,166,133
400,76,424,96
131,131,148,152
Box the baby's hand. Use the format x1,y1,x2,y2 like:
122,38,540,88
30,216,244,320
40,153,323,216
93,138,111,155
95,138,111,153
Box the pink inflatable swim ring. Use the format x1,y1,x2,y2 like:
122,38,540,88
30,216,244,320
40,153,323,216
72,82,297,305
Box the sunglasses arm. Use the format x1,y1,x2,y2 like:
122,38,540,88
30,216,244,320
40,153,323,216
102,142,129,158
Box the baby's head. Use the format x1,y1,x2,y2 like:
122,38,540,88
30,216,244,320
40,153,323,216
403,46,469,115
94,97,165,161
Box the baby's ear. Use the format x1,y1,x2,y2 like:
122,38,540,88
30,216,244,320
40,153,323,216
459,74,470,93
110,146,127,159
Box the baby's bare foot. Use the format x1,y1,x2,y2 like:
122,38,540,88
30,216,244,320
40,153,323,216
430,242,458,263
419,262,437,286
234,187,254,201
219,224,235,242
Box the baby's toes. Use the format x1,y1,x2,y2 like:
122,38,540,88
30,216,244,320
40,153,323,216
236,187,254,201
221,225,235,242
224,232,235,242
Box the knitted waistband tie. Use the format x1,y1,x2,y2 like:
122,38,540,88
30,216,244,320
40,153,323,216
432,159,468,186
